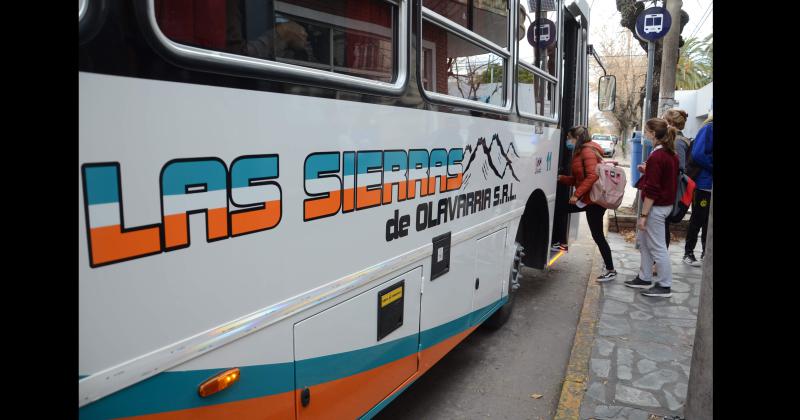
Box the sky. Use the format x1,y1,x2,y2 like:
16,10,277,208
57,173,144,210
589,0,713,45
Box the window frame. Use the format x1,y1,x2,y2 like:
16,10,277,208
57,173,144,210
140,0,408,96
418,3,514,114
515,0,561,124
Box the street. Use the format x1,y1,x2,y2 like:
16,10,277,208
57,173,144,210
376,216,598,420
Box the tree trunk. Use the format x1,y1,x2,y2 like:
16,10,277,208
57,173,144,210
658,0,683,115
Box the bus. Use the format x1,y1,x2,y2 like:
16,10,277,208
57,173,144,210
79,0,612,418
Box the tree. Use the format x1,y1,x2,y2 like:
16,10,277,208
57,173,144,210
676,34,712,90
448,55,502,101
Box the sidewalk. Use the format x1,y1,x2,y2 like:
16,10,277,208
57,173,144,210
578,233,703,420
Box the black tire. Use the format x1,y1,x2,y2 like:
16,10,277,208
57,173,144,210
484,244,522,330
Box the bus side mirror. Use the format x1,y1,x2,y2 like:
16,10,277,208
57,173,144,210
598,75,616,112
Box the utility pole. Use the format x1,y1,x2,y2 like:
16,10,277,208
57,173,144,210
657,0,682,116
685,192,713,419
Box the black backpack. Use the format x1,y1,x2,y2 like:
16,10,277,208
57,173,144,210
684,138,701,180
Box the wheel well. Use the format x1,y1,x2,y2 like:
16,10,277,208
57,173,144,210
514,189,550,269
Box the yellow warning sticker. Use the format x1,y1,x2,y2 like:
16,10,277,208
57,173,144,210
381,287,403,308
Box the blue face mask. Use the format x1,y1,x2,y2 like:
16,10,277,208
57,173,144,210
566,140,576,151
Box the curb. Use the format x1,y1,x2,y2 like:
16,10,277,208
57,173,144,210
552,217,608,420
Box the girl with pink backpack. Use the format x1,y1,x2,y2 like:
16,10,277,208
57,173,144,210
551,126,618,282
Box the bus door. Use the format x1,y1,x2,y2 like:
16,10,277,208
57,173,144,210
550,4,589,261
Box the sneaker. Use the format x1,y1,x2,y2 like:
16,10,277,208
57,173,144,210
641,284,672,297
683,254,701,267
551,243,567,252
624,276,652,289
596,269,617,282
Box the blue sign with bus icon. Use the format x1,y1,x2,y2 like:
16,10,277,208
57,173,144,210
635,7,671,41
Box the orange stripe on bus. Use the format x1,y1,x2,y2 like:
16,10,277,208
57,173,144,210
207,208,229,239
427,176,448,195
382,181,407,204
343,187,355,212
231,200,281,235
304,190,341,220
356,186,381,209
119,391,294,420
89,225,161,265
297,354,417,419
446,173,463,191
406,177,429,199
164,208,229,248
419,326,478,373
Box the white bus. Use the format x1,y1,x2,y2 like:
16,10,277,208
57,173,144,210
79,0,611,418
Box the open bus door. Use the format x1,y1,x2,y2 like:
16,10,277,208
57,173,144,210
550,2,616,267
549,3,588,266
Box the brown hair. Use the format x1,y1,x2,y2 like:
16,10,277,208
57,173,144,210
645,118,676,154
567,125,590,154
663,109,688,130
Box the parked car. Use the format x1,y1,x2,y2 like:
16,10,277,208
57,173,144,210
591,134,616,158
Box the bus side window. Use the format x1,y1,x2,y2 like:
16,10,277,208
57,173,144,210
154,0,398,83
420,0,511,107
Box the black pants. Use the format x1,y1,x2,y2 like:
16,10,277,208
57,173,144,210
684,190,711,257
553,202,614,270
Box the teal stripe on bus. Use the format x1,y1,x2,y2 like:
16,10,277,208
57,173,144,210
161,159,228,196
296,333,418,387
230,155,278,189
359,378,419,420
84,165,120,206
79,297,507,419
362,297,506,419
420,296,506,350
79,363,294,420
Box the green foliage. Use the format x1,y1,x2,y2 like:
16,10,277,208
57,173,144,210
480,63,504,83
676,34,712,90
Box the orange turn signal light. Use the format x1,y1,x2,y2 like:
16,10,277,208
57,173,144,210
198,368,240,398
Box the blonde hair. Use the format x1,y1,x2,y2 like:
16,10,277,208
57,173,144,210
645,118,676,154
663,109,688,130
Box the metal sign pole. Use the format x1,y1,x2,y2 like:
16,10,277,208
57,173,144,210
635,40,655,250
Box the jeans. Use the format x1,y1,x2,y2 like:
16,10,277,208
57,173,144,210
638,205,673,288
685,190,711,257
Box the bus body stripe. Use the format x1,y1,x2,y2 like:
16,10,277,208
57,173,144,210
79,298,506,419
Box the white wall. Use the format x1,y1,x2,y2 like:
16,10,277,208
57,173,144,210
674,82,712,139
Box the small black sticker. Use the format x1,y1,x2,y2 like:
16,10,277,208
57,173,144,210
377,280,404,341
431,232,451,280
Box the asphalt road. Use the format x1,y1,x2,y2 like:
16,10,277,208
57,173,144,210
375,217,596,420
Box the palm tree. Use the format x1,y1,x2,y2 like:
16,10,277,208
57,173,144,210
676,35,712,90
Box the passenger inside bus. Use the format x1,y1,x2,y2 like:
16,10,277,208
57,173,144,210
225,1,318,62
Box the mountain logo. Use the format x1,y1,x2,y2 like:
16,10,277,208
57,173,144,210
461,134,520,189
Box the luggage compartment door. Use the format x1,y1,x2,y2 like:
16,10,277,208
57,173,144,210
472,229,507,324
294,267,422,419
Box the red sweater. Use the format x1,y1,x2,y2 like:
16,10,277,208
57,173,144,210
638,147,678,206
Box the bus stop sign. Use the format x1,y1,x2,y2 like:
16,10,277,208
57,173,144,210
635,7,671,42
527,18,557,49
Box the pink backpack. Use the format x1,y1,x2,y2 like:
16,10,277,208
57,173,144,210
586,148,626,209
